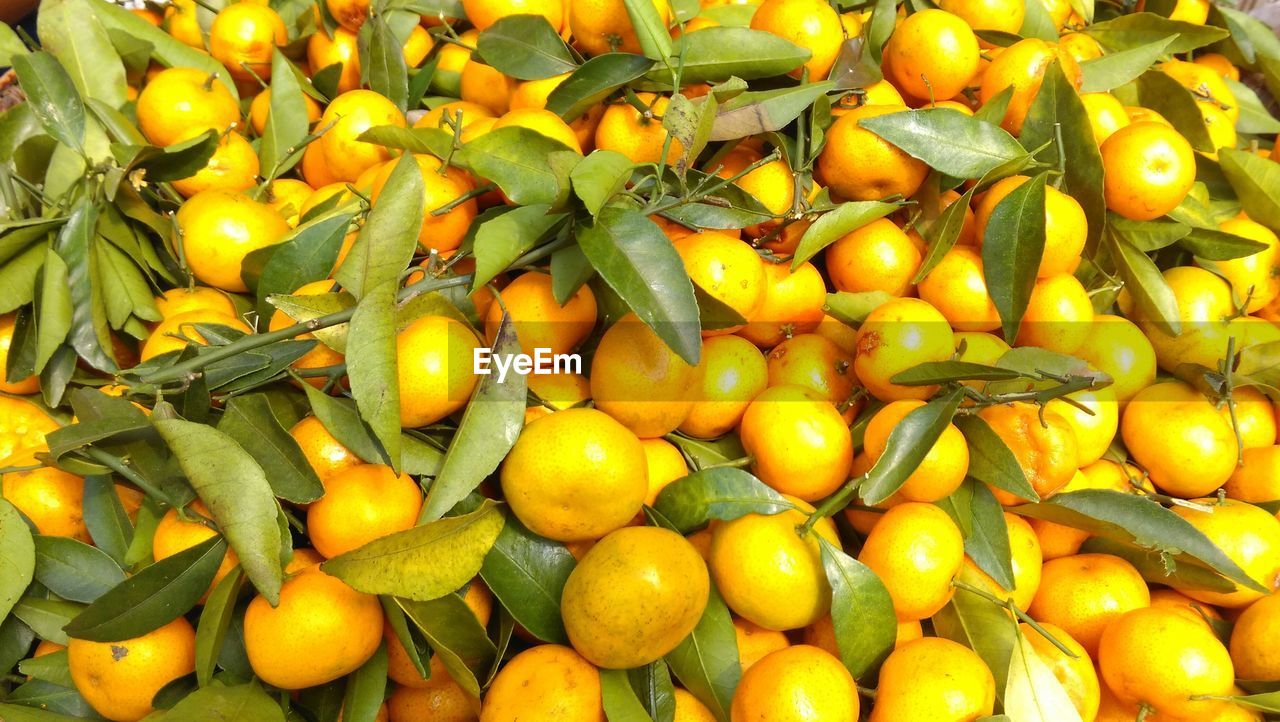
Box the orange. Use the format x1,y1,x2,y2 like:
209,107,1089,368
730,646,859,721
739,385,853,501
289,416,359,483
140,310,252,362
388,669,480,721
853,297,955,401
979,401,1078,504
2,466,89,542
401,25,434,68
1171,499,1280,608
264,178,316,227
1059,32,1104,63
749,0,843,80
501,408,648,542
764,333,857,410
1027,553,1151,656
209,2,286,82
595,92,683,165
416,100,495,134
493,108,583,153
306,463,422,558
460,59,519,115
590,314,702,438
463,0,564,30
1122,381,1237,498
679,335,767,439
1195,53,1241,81
1214,217,1280,312
1046,384,1119,466
153,500,241,593
316,90,407,183
153,286,237,320
639,437,688,505
673,689,716,722
826,218,922,297
818,105,929,201
307,27,362,95
0,313,37,394
386,584,493,688
1168,0,1211,23
1076,314,1157,404
176,189,290,293
524,371,591,424
0,396,60,467
1100,121,1197,221
326,0,370,31
396,315,482,429
869,637,996,722
1162,59,1238,122
170,128,260,198
815,313,859,355
562,527,709,668
975,175,1087,278
918,245,1001,332
884,9,981,102
978,38,1083,135
569,0,671,56
244,565,383,689
1229,593,1280,681
864,400,970,502
1225,385,1277,450
938,0,1024,36
713,149,795,237
1149,588,1224,630
1098,607,1235,720
1226,445,1280,503
859,502,965,621
1200,102,1239,158
484,272,597,357
1122,265,1236,371
710,500,840,631
1021,622,1100,722
481,645,604,722
738,260,826,348
248,88,322,136
1014,273,1094,354
164,0,204,48
964,512,1043,610
136,67,241,147
368,154,477,253
734,617,790,671
1029,463,1144,560
68,617,196,722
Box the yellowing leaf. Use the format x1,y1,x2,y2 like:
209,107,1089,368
1003,630,1083,722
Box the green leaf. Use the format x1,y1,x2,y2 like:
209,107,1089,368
1014,490,1267,592
892,360,1028,386
92,1,236,97
1109,214,1190,252
37,0,127,108
4,680,96,717
1136,71,1214,153
260,50,310,175
148,681,285,722
195,568,244,687
915,183,979,283
32,536,124,604
824,290,893,327
546,53,655,122
18,648,74,688
218,394,325,504
1106,228,1180,336
13,597,82,646
300,384,387,463
942,480,1015,590
572,150,634,216
1019,0,1058,41
154,418,284,604
63,536,225,642
1084,12,1228,53
578,207,701,364
1080,536,1233,593
82,476,132,566
628,662,677,722
360,16,410,111
471,206,566,290
710,82,834,141
118,130,219,183
650,27,808,84
11,51,84,154
1224,78,1280,136
357,124,456,159
982,173,1047,340
601,669,653,722
932,567,1018,700
254,211,353,320
396,592,497,698
819,538,896,678
653,467,796,533
341,643,388,722
33,249,72,374
1219,149,1280,233
861,388,964,505
1213,5,1280,65
480,511,575,643
336,151,426,300
463,127,579,206
476,14,576,80
55,201,115,373
1182,227,1268,261
860,109,1029,180
665,585,739,722
624,0,673,60
1079,37,1175,93
345,282,403,470
954,415,1040,502
791,200,899,267
322,500,505,601
0,499,35,621
0,23,27,66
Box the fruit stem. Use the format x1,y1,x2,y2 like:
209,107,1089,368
84,446,170,505
700,455,753,470
798,476,864,538
951,579,1079,659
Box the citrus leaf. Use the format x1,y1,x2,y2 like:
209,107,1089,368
665,585,739,722
1080,536,1234,593
360,16,409,111
299,384,387,463
860,108,1029,179
217,394,325,504
824,290,893,327
3,680,95,718
341,642,388,722
479,511,575,644
602,669,653,722
932,565,1018,700
792,200,899,267
14,598,81,646
462,127,579,206
476,14,576,80
578,207,702,364
419,314,525,522
0,500,35,621
571,150,634,216
32,536,124,604
1083,12,1228,53
1079,36,1176,93
11,52,85,153
397,592,497,698
1004,629,1084,722
91,0,237,97
63,536,225,642
335,152,425,300
623,0,673,60
322,500,505,601
82,476,132,566
33,249,72,375
1136,71,1214,153
153,418,284,604
710,82,834,141
18,648,74,688
1224,78,1280,136
1019,0,1058,41
861,388,963,505
915,183,979,283
470,206,566,291
254,211,353,320
357,124,456,159
54,201,115,373
37,0,127,108
982,173,1047,340
940,480,1015,590
1109,214,1190,252
1182,227,1268,261
195,567,244,687
628,662,677,722
649,27,809,84
345,281,402,469
818,538,896,679
1229,691,1280,714
653,467,796,533
1219,149,1280,233
148,681,285,722
891,361,1028,386
1213,5,1280,64
259,50,309,175
1106,228,1181,336
954,415,1040,502
546,53,654,122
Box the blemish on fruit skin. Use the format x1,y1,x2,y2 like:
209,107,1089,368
857,330,883,356
111,645,129,661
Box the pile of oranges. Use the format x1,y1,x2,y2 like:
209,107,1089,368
2,0,1280,719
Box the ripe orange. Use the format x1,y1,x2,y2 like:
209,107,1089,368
853,297,955,401
136,67,241,148
884,9,981,102
1075,314,1157,404
69,618,196,722
1015,273,1095,354
826,218,922,297
863,400,969,502
176,189,290,293
153,500,241,594
734,617,790,671
1121,381,1237,498
730,646,859,721
289,416,360,483
938,0,1024,35
463,0,564,31
209,3,286,83
978,38,1083,134
569,0,671,56
858,502,965,621
679,335,767,439
1214,217,1280,313
1028,553,1151,656
818,105,929,201
765,333,857,413
0,396,60,467
140,309,252,362
307,463,422,558
870,637,996,721
979,401,1079,504
1229,593,1280,681
396,315,482,429
1170,499,1280,608
749,0,844,80
739,384,853,500
316,90,407,183
1100,121,1197,221
0,313,38,394
977,176,1087,279
171,129,259,198
307,27,362,95
327,0,370,31
595,93,683,165
2,466,90,542
738,259,826,348
484,272,596,357
590,314,702,438
918,245,1001,332
481,645,604,721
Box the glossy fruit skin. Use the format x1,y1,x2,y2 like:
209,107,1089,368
1100,121,1197,221
884,9,981,102
307,27,362,95
864,400,969,502
1170,499,1280,608
316,90,407,183
964,512,1043,610
749,0,844,80
369,155,478,253
854,298,955,402
153,501,240,595
826,218,922,298
389,670,480,722
561,527,709,668
730,645,859,722
1214,217,1280,313
1081,92,1131,145
1076,314,1157,404
673,689,717,722
501,407,648,542
674,232,766,334
141,309,251,362
590,314,702,439
176,190,290,293
869,637,997,722
1015,273,1095,354
938,0,1024,35
69,617,197,722
595,93,683,165
818,105,929,202
679,335,768,439
1226,445,1280,503
1,466,91,542
1229,593,1280,681
244,566,384,690
978,401,1079,504
136,67,241,148
734,617,791,671
306,463,422,558
1099,607,1235,721
209,2,287,83
764,334,857,412
462,0,563,31
858,502,965,621
1046,384,1119,466
976,176,1087,279
1027,553,1151,656
710,501,840,631
918,246,1001,332
1121,381,1237,498
0,396,59,467
1020,622,1100,722
738,385,853,501
396,315,482,429
483,271,597,357
481,644,605,722
978,38,1082,134
740,260,828,348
